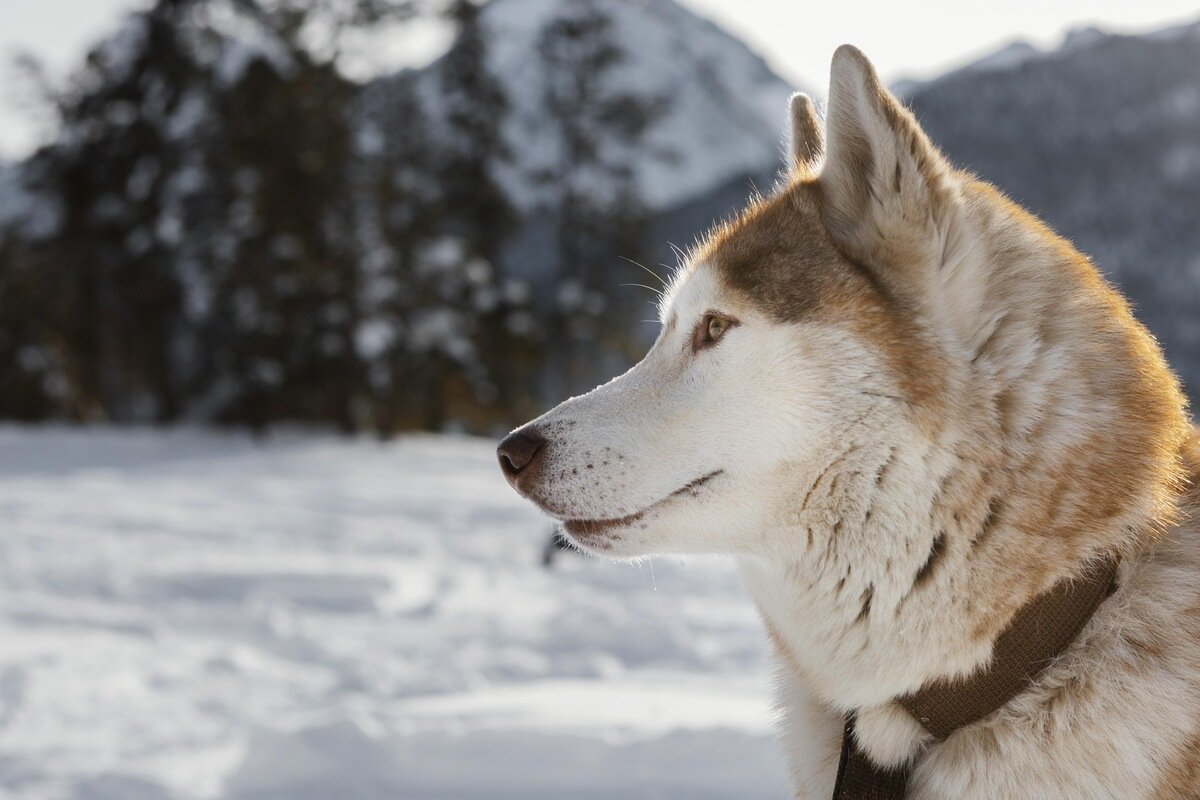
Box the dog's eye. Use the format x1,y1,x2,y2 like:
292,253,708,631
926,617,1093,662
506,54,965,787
693,313,738,351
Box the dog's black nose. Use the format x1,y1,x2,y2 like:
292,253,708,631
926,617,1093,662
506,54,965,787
497,428,547,487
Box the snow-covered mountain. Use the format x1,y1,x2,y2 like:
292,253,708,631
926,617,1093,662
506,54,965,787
410,0,797,212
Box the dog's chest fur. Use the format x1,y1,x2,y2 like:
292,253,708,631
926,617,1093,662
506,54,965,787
742,431,1200,799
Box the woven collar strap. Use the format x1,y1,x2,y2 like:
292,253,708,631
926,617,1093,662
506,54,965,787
898,555,1120,739
832,555,1120,799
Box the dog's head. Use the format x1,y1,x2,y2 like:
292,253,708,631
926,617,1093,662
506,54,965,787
498,47,1188,572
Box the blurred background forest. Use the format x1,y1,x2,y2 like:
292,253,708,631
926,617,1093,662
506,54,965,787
1,0,1198,436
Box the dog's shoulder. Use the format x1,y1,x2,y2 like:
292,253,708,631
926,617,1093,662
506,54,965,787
906,427,1200,799
1107,426,1200,799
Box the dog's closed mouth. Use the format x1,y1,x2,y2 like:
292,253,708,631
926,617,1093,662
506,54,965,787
563,470,723,538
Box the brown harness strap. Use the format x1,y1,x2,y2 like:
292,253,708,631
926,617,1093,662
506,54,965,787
830,555,1120,799
833,714,908,800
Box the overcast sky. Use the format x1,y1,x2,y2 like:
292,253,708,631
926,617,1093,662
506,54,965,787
2,0,1198,159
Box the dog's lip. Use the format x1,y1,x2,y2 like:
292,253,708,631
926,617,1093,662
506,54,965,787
561,470,723,537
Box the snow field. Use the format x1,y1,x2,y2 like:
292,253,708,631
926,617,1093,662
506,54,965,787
0,427,790,799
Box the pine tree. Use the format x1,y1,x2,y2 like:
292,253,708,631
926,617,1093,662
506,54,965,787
436,0,540,429
353,76,445,431
0,217,56,419
203,44,362,431
15,2,205,421
2,0,390,429
536,0,661,395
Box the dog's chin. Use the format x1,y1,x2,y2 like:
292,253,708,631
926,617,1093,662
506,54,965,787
558,513,650,557
551,470,726,558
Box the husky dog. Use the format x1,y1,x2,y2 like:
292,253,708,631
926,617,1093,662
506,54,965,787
498,46,1200,798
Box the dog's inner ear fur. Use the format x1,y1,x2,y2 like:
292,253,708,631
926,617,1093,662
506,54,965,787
788,92,823,174
817,45,953,276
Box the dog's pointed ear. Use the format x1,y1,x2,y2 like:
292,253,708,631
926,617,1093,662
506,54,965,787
788,92,823,173
818,46,954,269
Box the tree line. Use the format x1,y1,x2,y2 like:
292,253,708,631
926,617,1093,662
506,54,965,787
0,0,664,432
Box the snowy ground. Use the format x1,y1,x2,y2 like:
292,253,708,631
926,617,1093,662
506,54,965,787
0,427,790,799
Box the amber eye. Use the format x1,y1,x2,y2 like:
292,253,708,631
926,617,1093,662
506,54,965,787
693,313,737,351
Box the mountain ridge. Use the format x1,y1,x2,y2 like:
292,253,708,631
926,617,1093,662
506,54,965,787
402,0,797,212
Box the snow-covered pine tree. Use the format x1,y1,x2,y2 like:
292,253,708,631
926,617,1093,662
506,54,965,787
436,0,540,429
0,188,58,419
353,74,450,431
202,29,362,431
12,2,207,421
535,0,663,396
0,0,420,430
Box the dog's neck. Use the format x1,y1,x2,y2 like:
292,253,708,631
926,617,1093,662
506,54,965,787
741,428,1012,710
740,405,1164,715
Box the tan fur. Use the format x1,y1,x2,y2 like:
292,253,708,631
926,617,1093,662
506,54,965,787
1145,431,1200,799
788,93,824,172
692,184,950,421
725,46,1195,797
